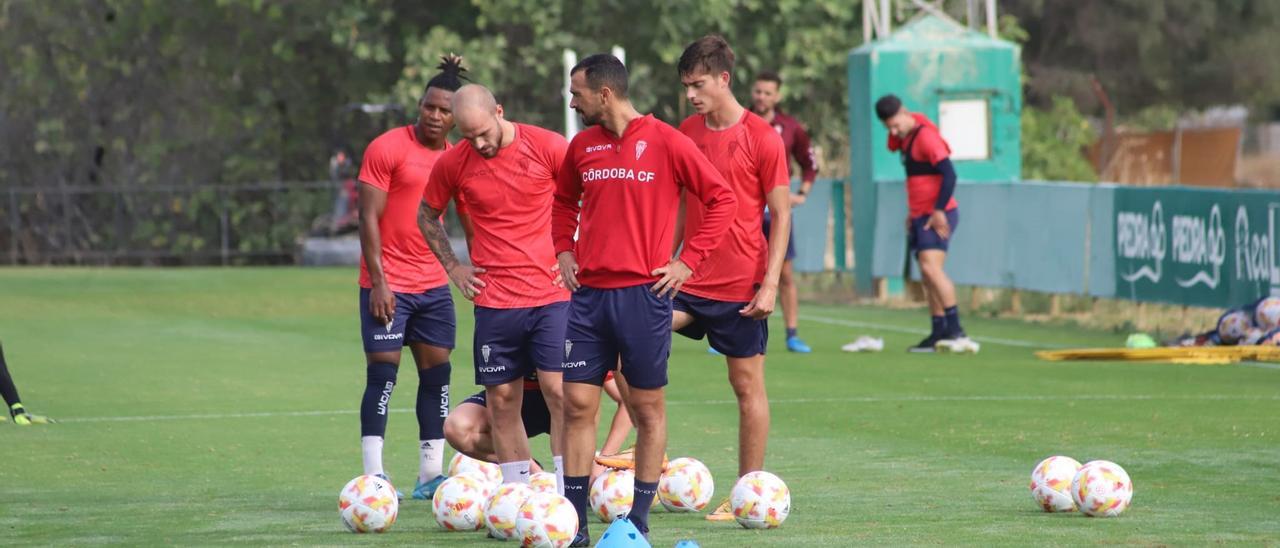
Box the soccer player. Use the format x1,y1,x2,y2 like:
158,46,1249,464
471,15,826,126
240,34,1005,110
0,342,53,425
675,36,791,521
418,84,570,487
751,70,819,353
553,54,737,544
874,94,979,353
356,55,466,500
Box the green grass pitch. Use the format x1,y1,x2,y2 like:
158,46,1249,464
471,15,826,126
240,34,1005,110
1,268,1277,545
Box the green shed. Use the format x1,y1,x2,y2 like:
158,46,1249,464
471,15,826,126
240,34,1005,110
847,13,1022,293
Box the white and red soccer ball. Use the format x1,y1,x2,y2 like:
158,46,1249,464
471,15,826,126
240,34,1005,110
338,474,399,533
1029,456,1083,512
1254,297,1280,331
658,457,715,512
590,468,635,523
450,452,503,486
485,482,534,540
730,471,791,529
432,474,488,531
516,492,579,548
1216,309,1253,345
1071,460,1134,517
529,471,559,494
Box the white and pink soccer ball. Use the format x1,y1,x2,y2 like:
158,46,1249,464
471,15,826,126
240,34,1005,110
450,452,503,486
590,469,634,523
730,471,791,529
529,471,559,494
1071,460,1134,517
432,474,488,531
1029,456,1083,512
485,482,534,540
1254,297,1280,331
658,457,715,512
517,492,579,548
338,474,399,533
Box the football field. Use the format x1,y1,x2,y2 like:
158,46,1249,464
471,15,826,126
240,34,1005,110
1,268,1277,546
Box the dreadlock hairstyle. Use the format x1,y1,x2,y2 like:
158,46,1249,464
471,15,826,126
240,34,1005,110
425,54,469,94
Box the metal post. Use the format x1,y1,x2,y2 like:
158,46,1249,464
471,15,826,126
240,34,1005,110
985,0,997,38
8,189,18,264
219,189,230,266
563,49,580,140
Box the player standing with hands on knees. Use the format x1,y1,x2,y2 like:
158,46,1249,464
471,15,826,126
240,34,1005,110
553,54,737,545
355,56,466,501
875,94,979,354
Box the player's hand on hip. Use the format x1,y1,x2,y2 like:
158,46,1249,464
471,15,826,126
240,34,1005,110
790,193,807,207
650,258,692,298
556,252,581,292
447,264,487,300
740,284,777,319
370,283,396,325
926,210,951,240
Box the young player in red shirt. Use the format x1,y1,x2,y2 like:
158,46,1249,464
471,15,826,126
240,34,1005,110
418,84,570,489
553,54,737,545
875,94,979,354
751,70,819,353
675,35,792,522
355,56,465,501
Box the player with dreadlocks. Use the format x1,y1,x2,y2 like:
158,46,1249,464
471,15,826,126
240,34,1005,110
354,55,467,500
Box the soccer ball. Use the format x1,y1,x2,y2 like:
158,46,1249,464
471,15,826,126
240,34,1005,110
1029,456,1082,512
730,471,791,529
450,452,503,485
1255,297,1280,331
1216,309,1252,345
1242,327,1266,345
590,469,635,523
1262,328,1280,346
1071,460,1133,517
517,492,579,548
338,474,398,533
432,475,488,531
530,471,558,494
486,483,534,540
658,457,714,512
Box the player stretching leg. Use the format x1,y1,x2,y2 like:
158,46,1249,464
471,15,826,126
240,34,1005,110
875,94,979,354
674,36,791,521
356,56,465,500
0,342,53,425
419,84,571,487
554,54,736,545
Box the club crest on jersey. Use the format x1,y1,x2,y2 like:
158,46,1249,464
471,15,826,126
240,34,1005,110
481,344,491,364
564,339,573,358
635,140,648,160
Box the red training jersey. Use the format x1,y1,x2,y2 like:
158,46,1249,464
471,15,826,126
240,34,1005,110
358,125,451,293
678,111,790,302
552,114,737,289
423,123,571,309
887,113,957,217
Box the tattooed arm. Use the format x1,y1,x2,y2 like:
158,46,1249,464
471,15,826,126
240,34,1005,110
417,203,486,300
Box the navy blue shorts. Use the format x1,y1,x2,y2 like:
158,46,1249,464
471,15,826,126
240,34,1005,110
909,208,960,254
673,293,768,358
359,285,456,353
472,301,569,386
460,389,551,438
564,285,673,390
762,211,796,261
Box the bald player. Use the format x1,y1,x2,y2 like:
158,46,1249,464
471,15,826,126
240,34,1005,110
419,84,571,487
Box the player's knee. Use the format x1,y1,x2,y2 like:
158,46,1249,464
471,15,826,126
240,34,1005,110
444,415,472,451
628,401,666,431
728,372,766,401
779,268,794,288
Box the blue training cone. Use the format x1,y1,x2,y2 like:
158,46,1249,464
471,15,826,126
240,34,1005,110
674,541,701,548
594,517,651,548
